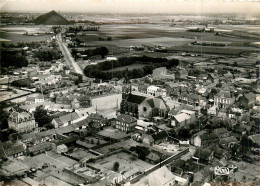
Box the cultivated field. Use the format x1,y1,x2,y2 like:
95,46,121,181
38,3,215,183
0,32,52,43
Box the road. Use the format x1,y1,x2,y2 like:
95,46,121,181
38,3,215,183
56,34,84,75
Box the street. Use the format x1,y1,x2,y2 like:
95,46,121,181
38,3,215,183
56,34,84,75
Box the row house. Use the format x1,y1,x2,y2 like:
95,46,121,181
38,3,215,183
193,133,219,147
25,95,44,104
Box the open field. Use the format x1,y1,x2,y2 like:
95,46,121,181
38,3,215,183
88,152,153,172
102,64,145,72
169,45,260,56
0,32,52,43
21,151,77,170
91,93,122,111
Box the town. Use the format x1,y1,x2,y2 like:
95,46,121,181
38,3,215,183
0,7,259,186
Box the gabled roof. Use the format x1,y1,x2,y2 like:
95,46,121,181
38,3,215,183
28,142,51,152
200,133,218,140
146,152,160,161
0,141,26,157
152,131,168,141
59,112,80,124
146,97,169,110
213,128,229,135
166,82,179,88
55,125,75,135
149,166,175,185
88,113,103,120
219,136,238,144
126,94,146,104
174,113,191,123
117,114,137,123
244,92,256,101
216,90,232,98
193,147,213,160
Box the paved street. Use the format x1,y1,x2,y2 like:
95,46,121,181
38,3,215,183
56,34,84,75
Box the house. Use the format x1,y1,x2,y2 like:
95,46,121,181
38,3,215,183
193,133,219,147
148,166,188,186
56,96,71,105
139,97,169,119
142,130,168,146
71,98,80,109
166,82,179,97
25,95,44,104
138,84,148,94
146,152,160,164
0,141,26,159
115,114,137,133
217,109,228,119
192,147,214,164
219,136,239,148
122,168,141,181
35,95,44,103
238,92,256,109
155,88,167,97
213,128,230,138
209,145,231,160
147,85,160,96
193,165,214,184
207,105,217,116
171,113,191,127
214,90,235,109
175,69,188,79
207,73,219,84
28,142,52,156
51,112,80,128
8,110,37,133
88,113,105,127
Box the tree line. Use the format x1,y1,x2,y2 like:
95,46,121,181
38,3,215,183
33,49,62,61
83,55,179,80
71,46,109,59
0,49,28,70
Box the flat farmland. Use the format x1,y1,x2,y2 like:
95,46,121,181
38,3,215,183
102,64,145,72
169,45,260,56
0,32,52,43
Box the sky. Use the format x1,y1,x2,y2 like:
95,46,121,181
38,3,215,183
0,0,260,15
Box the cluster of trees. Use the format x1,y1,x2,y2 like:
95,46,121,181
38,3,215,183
71,46,109,59
0,103,9,131
0,49,28,69
34,105,53,128
33,49,62,61
1,41,42,48
66,25,99,33
130,146,150,160
84,55,179,80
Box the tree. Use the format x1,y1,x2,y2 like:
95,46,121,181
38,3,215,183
178,128,191,140
100,47,109,58
113,162,119,172
34,105,52,128
130,146,150,160
0,104,9,130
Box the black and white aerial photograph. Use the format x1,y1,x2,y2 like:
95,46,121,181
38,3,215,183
0,0,259,185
